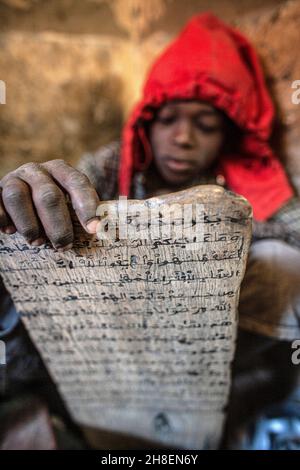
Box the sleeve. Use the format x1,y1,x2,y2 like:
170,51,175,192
0,279,48,397
238,196,300,341
252,196,300,250
269,196,300,233
76,141,121,201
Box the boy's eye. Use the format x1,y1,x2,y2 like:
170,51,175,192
156,112,223,132
195,118,223,133
157,114,177,125
197,122,220,134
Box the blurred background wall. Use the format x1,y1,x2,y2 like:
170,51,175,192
0,0,300,192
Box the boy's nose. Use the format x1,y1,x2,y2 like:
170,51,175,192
173,120,195,148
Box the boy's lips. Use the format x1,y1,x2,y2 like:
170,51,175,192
163,156,196,173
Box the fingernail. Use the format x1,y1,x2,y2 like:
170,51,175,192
56,243,73,252
30,238,46,246
4,226,16,234
86,219,99,234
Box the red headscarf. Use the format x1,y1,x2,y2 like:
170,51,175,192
119,12,294,221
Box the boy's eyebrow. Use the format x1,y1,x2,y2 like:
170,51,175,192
159,103,220,116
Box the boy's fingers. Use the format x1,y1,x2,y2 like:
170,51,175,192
0,188,15,232
43,160,100,233
0,158,98,248
0,177,41,241
8,163,74,249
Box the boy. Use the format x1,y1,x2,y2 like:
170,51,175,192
0,13,300,448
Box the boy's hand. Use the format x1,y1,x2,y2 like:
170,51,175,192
0,160,100,250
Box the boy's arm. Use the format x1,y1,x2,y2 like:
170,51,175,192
252,196,300,250
0,159,100,250
76,141,120,201
0,278,48,396
0,144,121,395
269,196,300,233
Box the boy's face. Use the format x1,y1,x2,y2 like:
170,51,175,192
149,100,225,186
